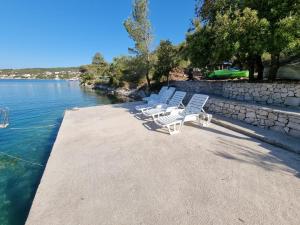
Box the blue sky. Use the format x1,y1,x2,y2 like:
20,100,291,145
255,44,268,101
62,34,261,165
0,0,195,68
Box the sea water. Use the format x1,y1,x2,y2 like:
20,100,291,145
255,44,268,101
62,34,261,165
0,79,120,225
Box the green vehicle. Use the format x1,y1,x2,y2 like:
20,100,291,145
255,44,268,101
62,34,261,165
208,69,249,79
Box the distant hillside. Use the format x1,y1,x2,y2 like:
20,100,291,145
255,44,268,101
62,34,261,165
0,67,81,79
0,67,79,74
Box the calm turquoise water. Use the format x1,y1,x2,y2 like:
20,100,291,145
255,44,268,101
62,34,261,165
0,79,120,225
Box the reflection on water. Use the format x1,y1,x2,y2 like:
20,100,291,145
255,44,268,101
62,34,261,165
0,79,121,225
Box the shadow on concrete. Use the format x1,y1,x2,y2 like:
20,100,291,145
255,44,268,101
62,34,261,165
134,113,152,122
142,121,169,135
213,137,300,178
186,123,251,141
112,101,300,179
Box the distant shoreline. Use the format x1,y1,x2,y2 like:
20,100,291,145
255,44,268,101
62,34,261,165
0,78,80,81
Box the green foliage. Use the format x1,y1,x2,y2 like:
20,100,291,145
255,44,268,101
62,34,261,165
185,25,216,69
231,8,269,56
122,56,148,84
153,40,179,83
92,52,107,66
110,56,147,86
243,0,299,79
275,15,300,56
109,76,121,88
79,52,110,85
91,53,109,77
124,0,153,87
108,56,131,87
195,0,240,23
80,73,94,85
213,8,269,79
79,65,88,74
189,0,299,80
189,4,268,67
124,0,152,56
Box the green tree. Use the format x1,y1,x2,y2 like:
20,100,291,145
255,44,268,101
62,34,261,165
153,40,179,84
195,0,240,23
92,52,106,66
124,0,153,88
108,55,147,87
185,24,216,70
280,16,300,57
90,52,109,77
213,8,269,80
243,0,299,80
193,0,299,81
80,73,94,85
79,65,88,74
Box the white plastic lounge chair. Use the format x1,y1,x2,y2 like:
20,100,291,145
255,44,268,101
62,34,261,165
143,86,168,102
142,91,186,119
135,87,176,112
154,94,211,135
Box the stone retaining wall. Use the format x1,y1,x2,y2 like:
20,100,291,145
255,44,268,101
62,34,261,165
223,82,300,107
171,80,300,138
171,80,224,97
205,97,300,138
172,81,300,107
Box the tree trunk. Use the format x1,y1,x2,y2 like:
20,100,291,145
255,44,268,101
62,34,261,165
248,56,255,82
145,71,151,89
187,68,194,80
256,55,264,81
145,56,151,90
268,53,280,81
166,71,170,87
234,54,243,70
238,61,243,70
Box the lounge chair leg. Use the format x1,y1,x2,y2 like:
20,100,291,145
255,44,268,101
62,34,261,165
207,114,212,126
179,121,184,131
200,113,212,127
167,125,172,135
152,113,161,121
167,122,182,135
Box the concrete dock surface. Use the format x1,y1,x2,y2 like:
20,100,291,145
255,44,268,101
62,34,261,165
26,102,300,225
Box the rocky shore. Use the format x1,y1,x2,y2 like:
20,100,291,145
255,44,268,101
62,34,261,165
92,84,147,101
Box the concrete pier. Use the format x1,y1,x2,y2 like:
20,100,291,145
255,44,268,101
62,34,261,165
26,102,300,225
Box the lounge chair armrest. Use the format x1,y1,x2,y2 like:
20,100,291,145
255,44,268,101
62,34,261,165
148,100,157,105
169,108,184,115
183,114,199,122
165,106,178,113
156,104,167,109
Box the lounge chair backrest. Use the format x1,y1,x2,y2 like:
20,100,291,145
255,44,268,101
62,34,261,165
168,87,176,93
184,94,209,115
168,91,186,107
159,87,176,104
158,86,168,96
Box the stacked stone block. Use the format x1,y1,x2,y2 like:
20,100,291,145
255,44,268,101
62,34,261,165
171,80,300,138
222,82,300,107
205,97,300,138
172,80,300,107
